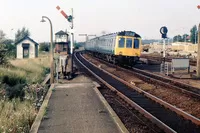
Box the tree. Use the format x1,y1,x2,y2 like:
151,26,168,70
15,27,30,43
39,42,49,52
0,44,8,65
0,30,6,43
0,30,8,65
190,25,197,44
3,39,16,58
182,34,189,42
173,35,182,42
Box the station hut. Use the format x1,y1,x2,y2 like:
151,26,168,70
16,36,39,59
55,30,69,54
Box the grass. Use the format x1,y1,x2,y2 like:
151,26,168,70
0,55,50,84
0,53,50,132
0,99,35,133
43,106,49,120
9,56,50,83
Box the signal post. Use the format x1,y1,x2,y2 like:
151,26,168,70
56,6,74,79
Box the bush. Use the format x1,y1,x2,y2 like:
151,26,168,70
1,74,26,100
43,67,50,75
5,84,25,100
0,44,8,65
2,74,26,87
39,42,49,52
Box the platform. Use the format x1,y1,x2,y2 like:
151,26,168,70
36,75,127,133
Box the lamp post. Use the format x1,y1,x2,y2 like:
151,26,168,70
41,16,54,84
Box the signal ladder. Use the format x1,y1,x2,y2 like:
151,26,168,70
160,61,169,76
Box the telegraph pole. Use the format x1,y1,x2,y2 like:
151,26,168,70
197,5,200,77
197,23,200,77
195,31,197,44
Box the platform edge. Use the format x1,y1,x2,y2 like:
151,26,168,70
30,84,55,133
92,81,129,133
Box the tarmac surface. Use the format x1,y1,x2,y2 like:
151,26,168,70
38,75,123,133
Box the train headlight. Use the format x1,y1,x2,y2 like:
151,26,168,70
119,52,122,55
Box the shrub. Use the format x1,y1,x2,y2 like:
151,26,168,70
43,67,50,75
2,74,26,87
0,44,8,65
1,74,26,100
39,42,49,52
5,84,25,100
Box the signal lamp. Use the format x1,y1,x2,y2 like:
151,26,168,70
68,15,73,22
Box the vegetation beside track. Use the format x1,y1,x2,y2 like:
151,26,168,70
0,53,50,132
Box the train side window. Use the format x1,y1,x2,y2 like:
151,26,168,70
118,37,125,48
134,39,139,49
126,38,132,48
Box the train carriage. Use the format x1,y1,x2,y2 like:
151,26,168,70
85,31,142,66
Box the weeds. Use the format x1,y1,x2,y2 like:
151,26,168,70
43,106,49,120
0,99,36,133
0,54,50,133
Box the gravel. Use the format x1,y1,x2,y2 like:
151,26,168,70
83,54,200,119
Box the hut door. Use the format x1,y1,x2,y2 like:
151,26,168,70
22,43,30,58
23,47,29,58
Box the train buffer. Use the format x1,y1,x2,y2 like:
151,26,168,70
35,75,127,133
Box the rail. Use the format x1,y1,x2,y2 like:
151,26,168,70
74,52,200,133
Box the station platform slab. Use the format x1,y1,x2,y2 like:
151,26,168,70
37,75,127,133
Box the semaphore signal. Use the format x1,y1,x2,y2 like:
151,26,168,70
56,6,73,22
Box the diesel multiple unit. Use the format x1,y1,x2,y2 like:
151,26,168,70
84,31,142,66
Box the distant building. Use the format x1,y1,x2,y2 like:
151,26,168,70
55,30,69,54
15,36,39,59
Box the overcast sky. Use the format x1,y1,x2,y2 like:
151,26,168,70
1,0,200,42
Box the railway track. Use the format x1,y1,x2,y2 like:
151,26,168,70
74,52,200,133
140,55,196,66
89,53,200,99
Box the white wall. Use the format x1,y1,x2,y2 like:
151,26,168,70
56,35,67,42
16,39,37,59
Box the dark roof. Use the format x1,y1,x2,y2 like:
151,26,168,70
55,30,68,36
117,31,141,38
89,30,141,41
15,36,39,45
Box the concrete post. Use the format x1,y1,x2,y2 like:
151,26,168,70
197,23,200,77
70,8,74,77
163,39,166,58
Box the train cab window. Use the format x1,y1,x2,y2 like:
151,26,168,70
118,37,125,48
134,39,140,49
126,38,132,48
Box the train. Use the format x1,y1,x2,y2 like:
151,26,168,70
84,31,142,66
